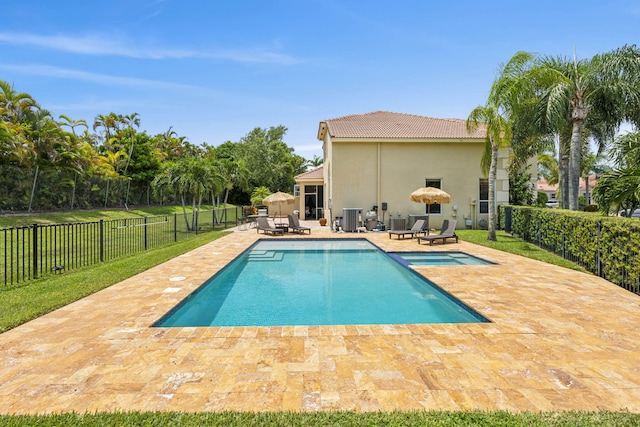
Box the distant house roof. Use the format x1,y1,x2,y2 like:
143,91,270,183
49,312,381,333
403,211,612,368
317,111,486,140
537,175,598,192
295,166,323,181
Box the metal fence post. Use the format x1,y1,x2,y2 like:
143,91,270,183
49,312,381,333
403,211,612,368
561,223,565,259
99,220,104,262
144,216,148,250
174,213,177,242
32,223,38,279
538,217,541,247
597,220,602,277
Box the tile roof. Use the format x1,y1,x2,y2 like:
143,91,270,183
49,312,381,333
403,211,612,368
295,166,323,181
319,111,486,140
537,175,598,192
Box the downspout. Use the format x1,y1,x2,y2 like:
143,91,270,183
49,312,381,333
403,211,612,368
377,141,381,219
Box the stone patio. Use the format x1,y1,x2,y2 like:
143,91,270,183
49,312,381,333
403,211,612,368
1,227,639,414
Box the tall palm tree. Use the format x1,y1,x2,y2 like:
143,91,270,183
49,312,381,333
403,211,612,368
97,150,125,207
527,45,640,210
467,52,533,241
152,156,217,230
467,105,510,241
59,115,89,209
215,158,248,208
92,113,120,143
120,113,140,207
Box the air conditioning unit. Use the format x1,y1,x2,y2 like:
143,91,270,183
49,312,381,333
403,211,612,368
342,208,362,232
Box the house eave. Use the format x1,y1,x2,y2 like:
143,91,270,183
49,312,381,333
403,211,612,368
329,137,487,144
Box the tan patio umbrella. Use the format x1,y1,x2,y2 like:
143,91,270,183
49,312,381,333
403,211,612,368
262,191,295,220
410,187,451,228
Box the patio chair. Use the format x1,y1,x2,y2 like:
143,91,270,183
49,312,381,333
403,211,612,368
417,219,458,245
256,217,285,236
388,219,426,240
288,214,311,234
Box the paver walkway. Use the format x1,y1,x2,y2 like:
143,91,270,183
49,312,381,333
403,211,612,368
1,228,639,414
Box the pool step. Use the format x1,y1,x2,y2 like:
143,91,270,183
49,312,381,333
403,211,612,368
248,250,284,262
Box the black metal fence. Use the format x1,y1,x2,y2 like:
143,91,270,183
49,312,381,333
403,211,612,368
501,205,640,295
1,207,241,285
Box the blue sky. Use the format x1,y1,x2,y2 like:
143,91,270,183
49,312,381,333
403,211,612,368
2,1,639,160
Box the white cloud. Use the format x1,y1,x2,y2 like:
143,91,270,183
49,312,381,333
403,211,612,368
0,63,198,90
0,32,302,64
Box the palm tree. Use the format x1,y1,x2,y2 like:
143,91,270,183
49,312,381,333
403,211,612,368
152,156,217,230
92,113,120,143
0,118,30,166
97,150,125,207
307,155,323,169
215,158,249,208
580,150,609,206
0,80,39,122
59,115,89,209
467,106,511,241
593,131,640,214
58,115,88,136
250,186,271,208
526,45,640,210
24,109,58,211
120,113,140,207
467,52,533,241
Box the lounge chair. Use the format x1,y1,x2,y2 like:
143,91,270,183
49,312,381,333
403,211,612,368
417,220,458,245
288,214,311,234
388,219,426,239
256,217,285,236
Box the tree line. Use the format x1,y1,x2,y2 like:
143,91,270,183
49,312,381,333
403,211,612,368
0,80,320,215
468,45,640,240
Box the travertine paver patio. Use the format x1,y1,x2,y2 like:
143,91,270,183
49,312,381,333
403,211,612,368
1,226,640,414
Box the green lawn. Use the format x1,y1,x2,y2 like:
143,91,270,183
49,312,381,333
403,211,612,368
0,205,220,228
0,206,239,286
457,229,589,272
1,409,638,426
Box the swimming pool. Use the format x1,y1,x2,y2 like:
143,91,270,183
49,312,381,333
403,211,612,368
154,239,489,327
389,251,494,266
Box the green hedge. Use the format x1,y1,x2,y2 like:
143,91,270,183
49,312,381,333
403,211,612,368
500,206,640,294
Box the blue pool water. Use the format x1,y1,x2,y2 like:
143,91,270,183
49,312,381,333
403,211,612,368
389,251,494,266
154,239,489,327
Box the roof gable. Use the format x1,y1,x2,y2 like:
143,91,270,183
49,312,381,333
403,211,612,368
318,111,486,140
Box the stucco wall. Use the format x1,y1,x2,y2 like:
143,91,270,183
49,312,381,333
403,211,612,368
327,139,502,230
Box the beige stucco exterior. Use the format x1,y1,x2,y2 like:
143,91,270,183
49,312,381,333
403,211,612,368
312,112,521,231
321,138,510,230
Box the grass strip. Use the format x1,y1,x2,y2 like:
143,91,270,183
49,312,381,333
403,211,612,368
0,409,639,426
0,231,227,333
457,229,589,272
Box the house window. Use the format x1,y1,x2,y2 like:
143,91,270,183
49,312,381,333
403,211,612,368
425,179,442,214
293,184,300,197
479,179,489,214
